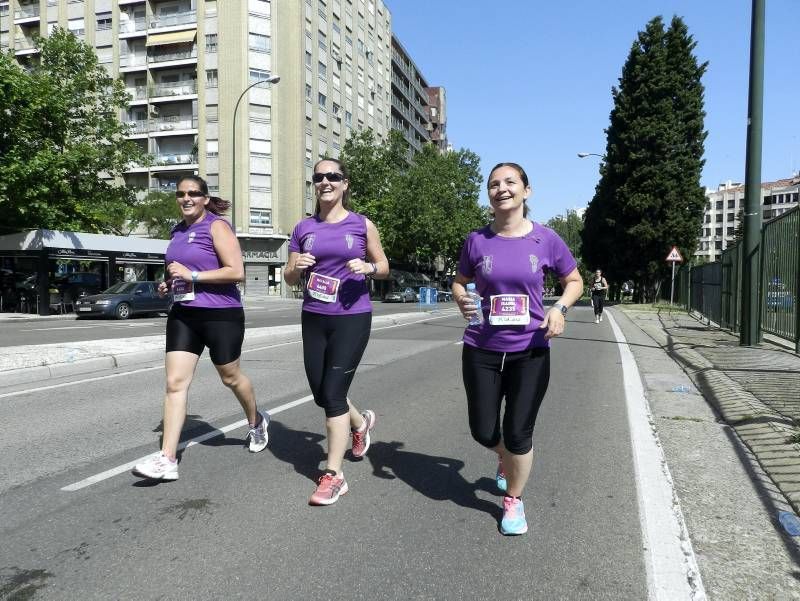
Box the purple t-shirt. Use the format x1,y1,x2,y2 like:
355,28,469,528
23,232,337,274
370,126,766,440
458,222,577,352
165,212,242,309
288,211,372,315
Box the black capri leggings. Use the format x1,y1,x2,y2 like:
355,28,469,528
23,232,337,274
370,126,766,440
462,344,551,455
166,305,245,365
301,311,372,418
592,292,605,316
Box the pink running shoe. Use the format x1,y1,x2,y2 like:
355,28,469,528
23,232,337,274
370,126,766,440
351,409,376,459
309,471,349,506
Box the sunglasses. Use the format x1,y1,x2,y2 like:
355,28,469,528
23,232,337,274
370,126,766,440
175,190,206,198
312,172,344,184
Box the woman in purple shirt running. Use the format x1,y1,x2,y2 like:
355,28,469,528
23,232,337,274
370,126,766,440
133,175,268,482
452,162,583,535
284,158,389,506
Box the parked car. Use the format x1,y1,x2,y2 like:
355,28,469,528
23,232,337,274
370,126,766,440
383,287,417,303
437,290,453,302
74,281,172,319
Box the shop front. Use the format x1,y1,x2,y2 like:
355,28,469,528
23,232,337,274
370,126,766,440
0,230,168,315
238,235,289,298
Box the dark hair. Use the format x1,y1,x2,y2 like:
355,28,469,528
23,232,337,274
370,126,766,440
488,162,530,218
313,157,351,215
177,174,231,215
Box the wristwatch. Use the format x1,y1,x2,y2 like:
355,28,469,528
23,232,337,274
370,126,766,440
552,302,568,316
191,271,199,283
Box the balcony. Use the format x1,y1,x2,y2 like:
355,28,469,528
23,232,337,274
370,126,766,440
126,86,148,102
14,4,40,23
122,119,148,135
119,54,148,70
149,115,198,134
149,11,196,30
148,46,197,66
119,18,147,38
14,35,40,55
150,80,197,98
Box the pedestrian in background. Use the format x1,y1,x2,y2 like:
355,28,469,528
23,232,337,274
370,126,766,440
133,175,268,481
452,162,583,535
590,269,609,323
284,158,389,506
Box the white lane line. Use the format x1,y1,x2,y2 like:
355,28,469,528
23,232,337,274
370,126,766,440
606,311,706,601
61,395,314,492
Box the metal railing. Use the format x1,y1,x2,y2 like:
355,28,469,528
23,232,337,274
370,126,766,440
148,47,197,64
152,153,197,166
149,11,197,29
119,18,147,34
14,4,40,18
150,80,197,97
149,116,198,132
670,206,799,352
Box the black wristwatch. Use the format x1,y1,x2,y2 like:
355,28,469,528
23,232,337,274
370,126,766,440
552,302,568,316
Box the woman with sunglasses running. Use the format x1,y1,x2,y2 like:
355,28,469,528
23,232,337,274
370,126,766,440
133,175,268,481
284,158,389,505
453,162,583,535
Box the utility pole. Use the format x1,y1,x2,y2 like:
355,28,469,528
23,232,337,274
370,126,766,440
740,0,765,346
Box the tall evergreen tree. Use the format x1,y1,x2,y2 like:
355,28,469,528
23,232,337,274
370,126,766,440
581,16,707,301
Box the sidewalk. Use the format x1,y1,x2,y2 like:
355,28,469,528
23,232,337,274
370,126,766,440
616,304,800,514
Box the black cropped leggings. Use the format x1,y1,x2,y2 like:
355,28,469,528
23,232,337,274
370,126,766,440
462,344,550,455
301,311,372,418
592,292,605,316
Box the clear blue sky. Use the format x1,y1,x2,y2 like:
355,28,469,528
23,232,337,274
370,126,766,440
386,0,800,223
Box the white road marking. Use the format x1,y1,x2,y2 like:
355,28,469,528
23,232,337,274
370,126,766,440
60,395,314,492
22,322,160,332
606,311,706,601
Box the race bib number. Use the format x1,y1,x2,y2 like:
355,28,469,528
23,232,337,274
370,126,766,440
307,272,340,303
489,294,530,325
172,278,195,302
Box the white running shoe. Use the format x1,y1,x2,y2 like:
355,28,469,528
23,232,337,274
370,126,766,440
133,452,179,481
247,410,270,453
599,314,603,322
595,317,600,324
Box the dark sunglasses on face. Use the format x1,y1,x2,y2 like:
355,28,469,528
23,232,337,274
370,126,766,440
312,172,344,184
175,190,206,198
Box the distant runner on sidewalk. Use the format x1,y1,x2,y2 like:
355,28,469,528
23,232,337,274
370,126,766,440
133,175,268,482
590,269,609,323
453,162,583,535
284,158,389,506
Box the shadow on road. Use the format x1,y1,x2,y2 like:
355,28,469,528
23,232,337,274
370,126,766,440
266,420,326,484
365,440,502,519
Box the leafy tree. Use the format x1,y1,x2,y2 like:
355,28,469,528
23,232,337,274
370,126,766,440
581,16,707,302
124,191,180,239
340,131,485,271
392,144,484,272
0,29,149,234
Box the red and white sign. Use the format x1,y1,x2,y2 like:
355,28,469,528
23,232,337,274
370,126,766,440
665,246,683,263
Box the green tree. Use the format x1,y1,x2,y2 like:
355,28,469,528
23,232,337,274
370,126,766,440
581,16,707,302
392,144,484,272
0,29,149,234
124,191,180,239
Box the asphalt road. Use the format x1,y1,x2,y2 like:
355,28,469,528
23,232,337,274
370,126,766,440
0,308,648,600
0,299,433,347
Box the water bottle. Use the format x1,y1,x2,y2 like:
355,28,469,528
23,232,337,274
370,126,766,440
465,283,483,326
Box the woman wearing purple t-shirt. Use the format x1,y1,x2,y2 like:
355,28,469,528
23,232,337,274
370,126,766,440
284,158,389,506
133,175,268,481
453,163,583,535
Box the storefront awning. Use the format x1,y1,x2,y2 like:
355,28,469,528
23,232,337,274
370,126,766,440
146,29,196,47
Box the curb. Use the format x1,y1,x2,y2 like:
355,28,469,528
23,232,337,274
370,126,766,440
0,309,452,388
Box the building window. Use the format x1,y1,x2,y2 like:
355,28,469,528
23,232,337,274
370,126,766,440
318,92,326,109
318,61,327,79
205,34,217,52
345,111,352,125
249,33,270,53
68,18,85,36
305,51,312,68
96,12,112,31
305,84,312,99
206,140,218,157
249,104,271,122
249,69,274,83
206,69,218,88
249,209,272,227
249,139,271,156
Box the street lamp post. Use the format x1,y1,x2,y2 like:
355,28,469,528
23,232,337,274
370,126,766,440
577,152,604,159
231,74,280,233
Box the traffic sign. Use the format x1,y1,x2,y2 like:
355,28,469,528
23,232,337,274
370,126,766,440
666,246,683,263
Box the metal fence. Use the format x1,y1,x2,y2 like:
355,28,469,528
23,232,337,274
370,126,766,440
669,206,799,352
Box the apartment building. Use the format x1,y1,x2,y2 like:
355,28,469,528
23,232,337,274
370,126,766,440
696,176,800,262
1,0,446,294
425,85,448,153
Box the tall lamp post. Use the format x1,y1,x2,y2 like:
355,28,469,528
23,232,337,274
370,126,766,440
577,152,604,159
231,74,280,233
